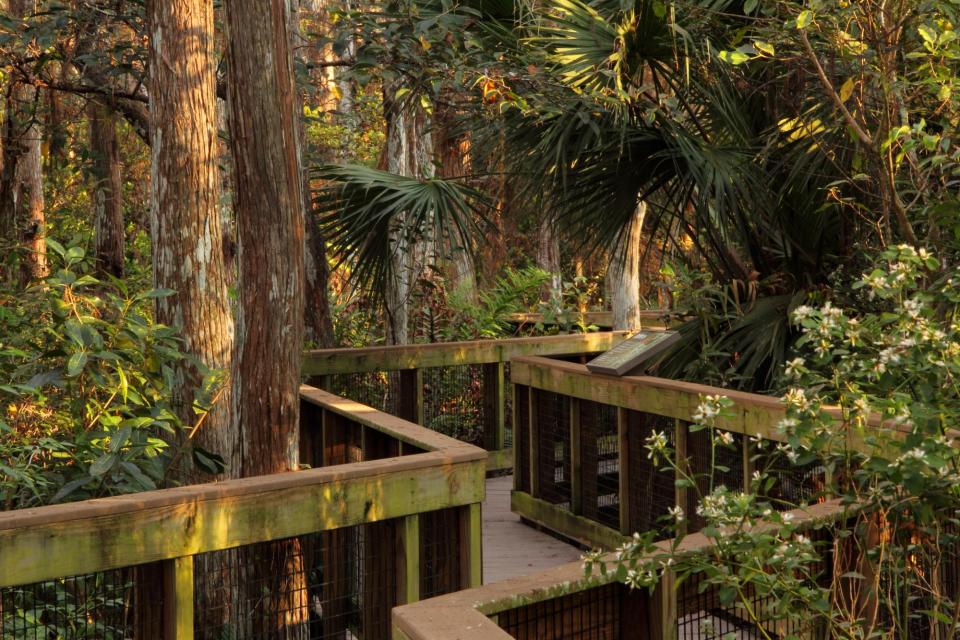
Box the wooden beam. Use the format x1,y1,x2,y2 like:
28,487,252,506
482,362,506,451
570,398,582,515
398,368,425,425
0,450,485,587
460,503,483,589
527,387,540,499
510,357,789,442
163,556,194,640
511,490,625,550
674,419,688,537
398,514,420,604
302,332,628,375
618,407,630,535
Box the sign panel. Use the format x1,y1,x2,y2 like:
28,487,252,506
585,330,681,376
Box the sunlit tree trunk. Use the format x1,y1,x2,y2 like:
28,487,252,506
88,99,124,278
382,85,434,345
436,108,477,304
225,0,308,635
537,217,562,302
607,203,645,330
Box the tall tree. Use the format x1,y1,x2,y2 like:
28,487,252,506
88,99,124,278
607,204,644,330
225,0,308,632
537,217,562,302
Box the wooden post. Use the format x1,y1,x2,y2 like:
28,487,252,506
163,556,194,640
618,407,631,535
570,397,582,515
528,387,539,498
674,419,688,536
398,368,424,425
648,569,677,640
482,362,506,451
742,430,753,492
460,503,483,588
513,382,522,491
398,514,420,604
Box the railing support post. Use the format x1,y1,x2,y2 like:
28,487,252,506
398,368,424,425
513,382,522,491
482,362,506,451
460,503,483,588
618,407,631,535
570,398,582,515
649,569,677,640
528,387,539,498
163,556,194,640
398,514,421,604
674,419,688,536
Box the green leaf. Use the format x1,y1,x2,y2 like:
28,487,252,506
66,352,88,377
796,10,813,29
89,453,115,477
718,50,751,65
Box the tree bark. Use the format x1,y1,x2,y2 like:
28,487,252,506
537,216,562,302
88,98,124,278
382,85,434,345
225,0,308,635
607,203,645,330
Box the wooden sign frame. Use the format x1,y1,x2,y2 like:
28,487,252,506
584,330,681,376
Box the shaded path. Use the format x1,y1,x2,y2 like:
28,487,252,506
481,475,583,584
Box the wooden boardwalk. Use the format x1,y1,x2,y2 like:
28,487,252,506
481,475,583,584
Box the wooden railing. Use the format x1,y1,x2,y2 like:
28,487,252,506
302,333,628,473
509,355,802,549
393,500,849,640
0,386,486,639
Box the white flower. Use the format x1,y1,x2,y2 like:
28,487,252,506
668,505,685,523
717,431,735,446
782,512,795,523
645,430,669,459
792,305,815,323
902,298,923,319
784,357,804,378
784,388,810,411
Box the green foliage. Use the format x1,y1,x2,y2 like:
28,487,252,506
0,242,209,509
440,266,550,340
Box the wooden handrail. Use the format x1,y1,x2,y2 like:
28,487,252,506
393,500,851,640
0,386,487,595
302,332,629,375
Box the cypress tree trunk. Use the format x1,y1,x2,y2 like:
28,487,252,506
225,0,308,635
607,203,645,330
537,217,562,302
88,99,124,278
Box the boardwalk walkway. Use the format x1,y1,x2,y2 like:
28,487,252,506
481,475,583,584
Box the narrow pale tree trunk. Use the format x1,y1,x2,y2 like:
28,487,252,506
537,217,562,302
88,99,124,278
0,89,23,258
436,108,477,304
225,0,308,636
607,203,645,330
6,0,45,284
382,85,434,345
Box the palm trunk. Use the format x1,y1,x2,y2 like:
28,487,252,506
607,203,645,330
225,0,308,635
88,99,124,278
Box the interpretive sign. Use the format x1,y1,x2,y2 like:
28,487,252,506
585,330,681,376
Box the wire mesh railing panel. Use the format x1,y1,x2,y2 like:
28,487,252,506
327,372,397,416
579,401,620,530
686,426,744,532
495,582,647,639
1,568,142,639
515,384,531,494
535,391,572,510
753,447,827,509
193,521,398,640
419,508,462,600
422,364,485,447
625,411,678,539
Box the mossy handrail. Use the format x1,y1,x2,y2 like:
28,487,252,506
392,499,850,640
0,386,487,638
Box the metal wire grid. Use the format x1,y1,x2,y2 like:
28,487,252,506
495,582,646,639
327,372,398,416
419,508,463,600
514,384,531,494
535,391,572,510
579,401,620,530
422,364,485,447
686,426,745,532
193,521,397,640
753,448,826,509
624,411,679,539
1,569,137,639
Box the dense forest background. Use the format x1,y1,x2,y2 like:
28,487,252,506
0,0,957,504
